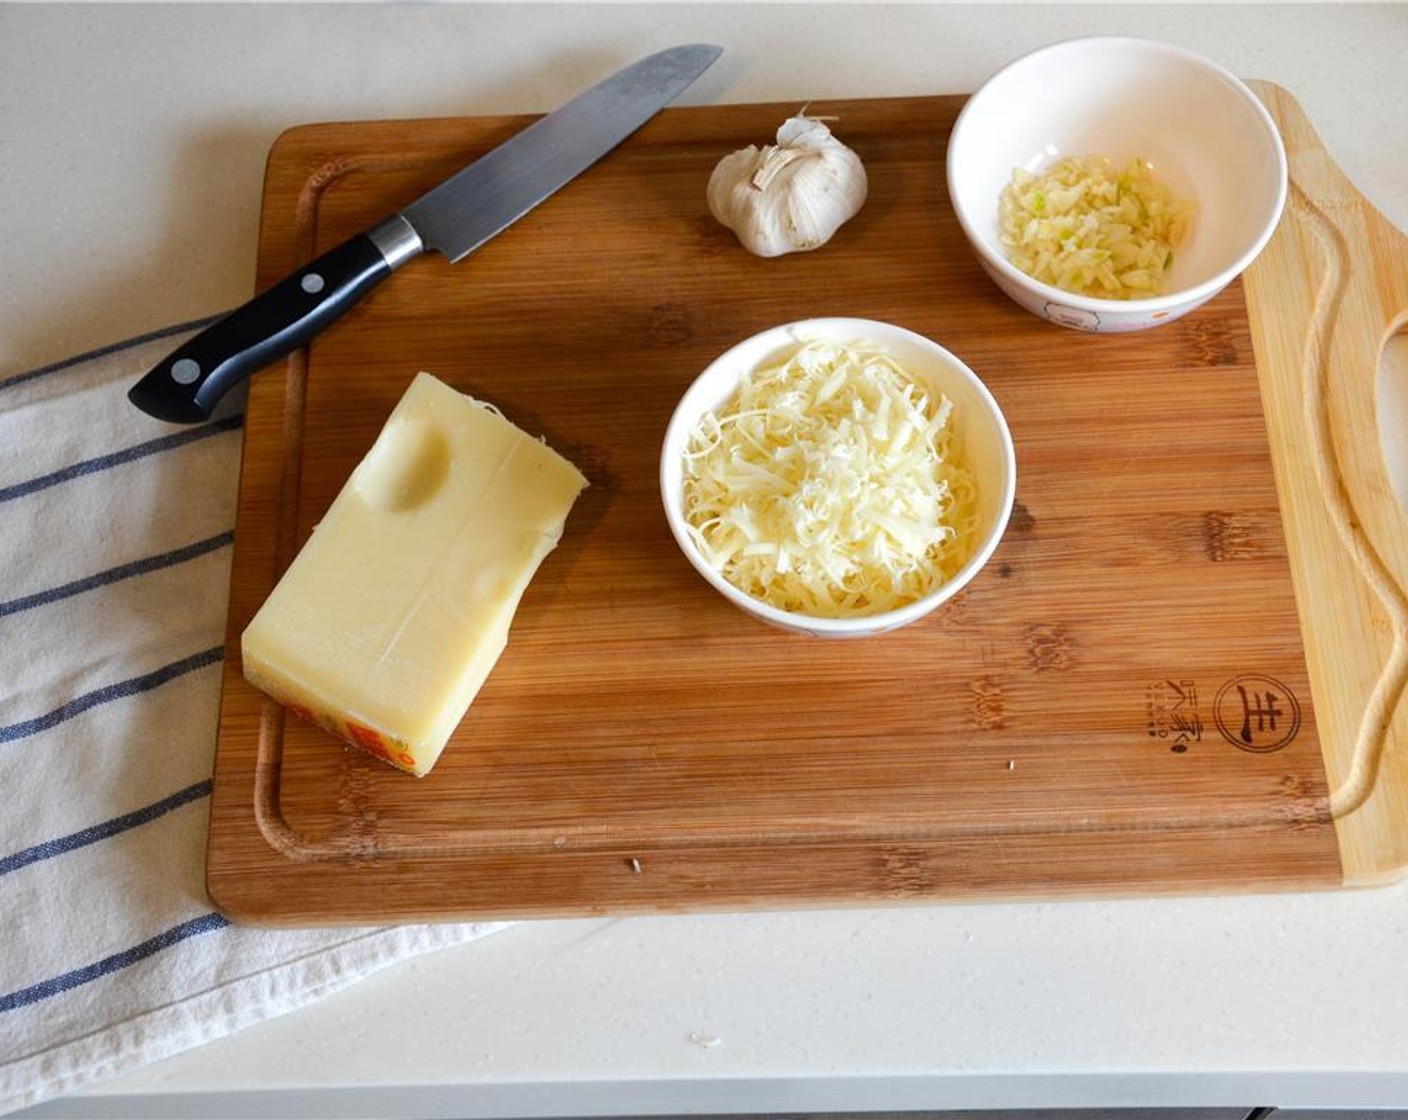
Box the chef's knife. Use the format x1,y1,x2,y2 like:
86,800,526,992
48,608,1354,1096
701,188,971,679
128,44,722,423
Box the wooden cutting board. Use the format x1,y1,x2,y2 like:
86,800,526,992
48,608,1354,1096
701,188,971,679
206,83,1408,924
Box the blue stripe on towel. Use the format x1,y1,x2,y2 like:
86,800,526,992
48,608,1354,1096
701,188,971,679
0,912,232,1013
0,313,229,395
0,780,213,879
0,646,225,745
0,531,235,619
0,416,243,505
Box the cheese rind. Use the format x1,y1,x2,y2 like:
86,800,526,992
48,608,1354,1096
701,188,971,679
242,372,588,776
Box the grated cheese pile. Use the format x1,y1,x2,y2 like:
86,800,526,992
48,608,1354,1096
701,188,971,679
998,155,1195,299
682,339,978,618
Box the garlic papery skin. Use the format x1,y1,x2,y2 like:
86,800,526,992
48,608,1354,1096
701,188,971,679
707,115,867,258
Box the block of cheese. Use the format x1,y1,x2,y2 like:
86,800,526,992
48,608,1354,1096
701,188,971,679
241,372,588,777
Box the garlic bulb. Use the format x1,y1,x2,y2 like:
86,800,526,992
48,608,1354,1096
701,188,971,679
707,114,867,258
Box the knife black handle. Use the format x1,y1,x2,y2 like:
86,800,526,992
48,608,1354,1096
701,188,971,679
128,229,410,424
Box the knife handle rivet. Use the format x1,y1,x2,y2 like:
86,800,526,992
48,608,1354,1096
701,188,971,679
171,358,201,385
301,273,326,294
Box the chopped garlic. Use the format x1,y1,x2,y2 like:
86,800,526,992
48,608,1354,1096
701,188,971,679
998,155,1195,299
682,340,978,618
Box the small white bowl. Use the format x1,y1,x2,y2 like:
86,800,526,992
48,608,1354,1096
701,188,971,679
660,318,1016,638
947,36,1287,333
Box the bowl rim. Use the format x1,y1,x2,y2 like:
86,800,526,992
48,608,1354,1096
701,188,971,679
945,35,1289,314
659,316,1018,636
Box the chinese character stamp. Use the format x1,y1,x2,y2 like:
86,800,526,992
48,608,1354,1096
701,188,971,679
1213,674,1302,753
1146,679,1203,753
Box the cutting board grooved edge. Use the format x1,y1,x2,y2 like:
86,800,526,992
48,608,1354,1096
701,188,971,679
235,801,1332,867
1297,178,1408,823
1244,81,1408,884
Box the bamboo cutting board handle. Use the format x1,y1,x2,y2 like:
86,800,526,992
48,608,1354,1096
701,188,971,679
1244,82,1408,883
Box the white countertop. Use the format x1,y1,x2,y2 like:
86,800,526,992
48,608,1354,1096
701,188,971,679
6,4,1408,1116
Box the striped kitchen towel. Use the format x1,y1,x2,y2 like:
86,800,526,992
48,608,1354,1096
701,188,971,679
0,321,507,1116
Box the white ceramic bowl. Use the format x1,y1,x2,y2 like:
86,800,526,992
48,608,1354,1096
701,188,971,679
660,318,1016,638
947,36,1287,333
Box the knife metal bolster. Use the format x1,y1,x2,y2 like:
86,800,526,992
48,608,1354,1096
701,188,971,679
367,214,424,269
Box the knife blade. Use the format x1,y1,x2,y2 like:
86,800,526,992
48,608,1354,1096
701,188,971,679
128,44,722,423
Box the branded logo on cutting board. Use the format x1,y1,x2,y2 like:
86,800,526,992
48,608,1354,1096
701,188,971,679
1147,674,1301,754
1213,674,1302,754
1146,678,1203,752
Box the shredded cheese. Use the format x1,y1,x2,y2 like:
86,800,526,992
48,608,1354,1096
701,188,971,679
682,339,978,618
998,155,1195,299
